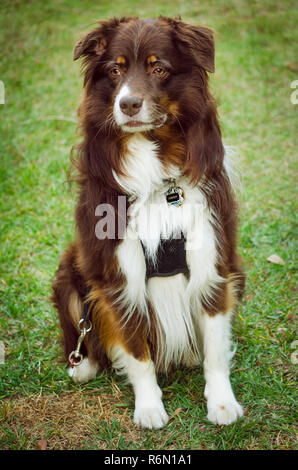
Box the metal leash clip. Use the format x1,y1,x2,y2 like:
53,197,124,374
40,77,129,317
69,318,92,368
68,282,93,371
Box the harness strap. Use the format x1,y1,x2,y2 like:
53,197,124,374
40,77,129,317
81,285,92,324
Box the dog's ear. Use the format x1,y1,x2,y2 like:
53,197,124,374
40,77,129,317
185,111,224,182
73,28,107,61
161,17,215,73
73,17,136,61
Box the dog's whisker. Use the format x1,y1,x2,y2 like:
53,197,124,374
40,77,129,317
92,112,117,139
152,103,186,139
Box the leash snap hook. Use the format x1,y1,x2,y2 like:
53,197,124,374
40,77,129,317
68,287,93,368
78,318,92,333
68,319,92,368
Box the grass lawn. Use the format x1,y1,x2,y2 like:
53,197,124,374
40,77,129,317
0,0,297,450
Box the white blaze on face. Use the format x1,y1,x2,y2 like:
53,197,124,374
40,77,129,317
113,84,132,125
113,83,164,132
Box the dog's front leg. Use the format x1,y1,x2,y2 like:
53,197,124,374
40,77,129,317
202,311,243,425
110,344,169,429
84,283,169,429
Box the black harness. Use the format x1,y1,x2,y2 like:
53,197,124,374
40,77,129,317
78,234,188,339
141,233,189,278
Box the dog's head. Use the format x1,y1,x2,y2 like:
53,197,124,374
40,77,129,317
74,17,215,130
74,17,223,181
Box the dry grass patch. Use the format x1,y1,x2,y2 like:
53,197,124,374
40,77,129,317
0,390,141,450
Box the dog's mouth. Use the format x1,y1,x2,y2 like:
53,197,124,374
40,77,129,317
121,115,167,131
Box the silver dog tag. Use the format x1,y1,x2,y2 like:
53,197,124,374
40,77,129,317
165,181,184,207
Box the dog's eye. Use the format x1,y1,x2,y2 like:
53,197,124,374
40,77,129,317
152,66,167,78
110,67,121,78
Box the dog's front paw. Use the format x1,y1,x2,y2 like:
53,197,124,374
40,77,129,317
68,357,98,383
207,398,243,426
134,401,169,429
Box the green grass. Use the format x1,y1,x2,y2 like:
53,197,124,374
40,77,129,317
0,0,297,450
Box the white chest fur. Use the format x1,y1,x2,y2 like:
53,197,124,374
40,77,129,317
115,135,223,369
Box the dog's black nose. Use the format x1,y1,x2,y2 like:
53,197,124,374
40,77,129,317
119,96,143,116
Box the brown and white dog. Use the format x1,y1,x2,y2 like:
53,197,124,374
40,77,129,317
52,16,245,429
